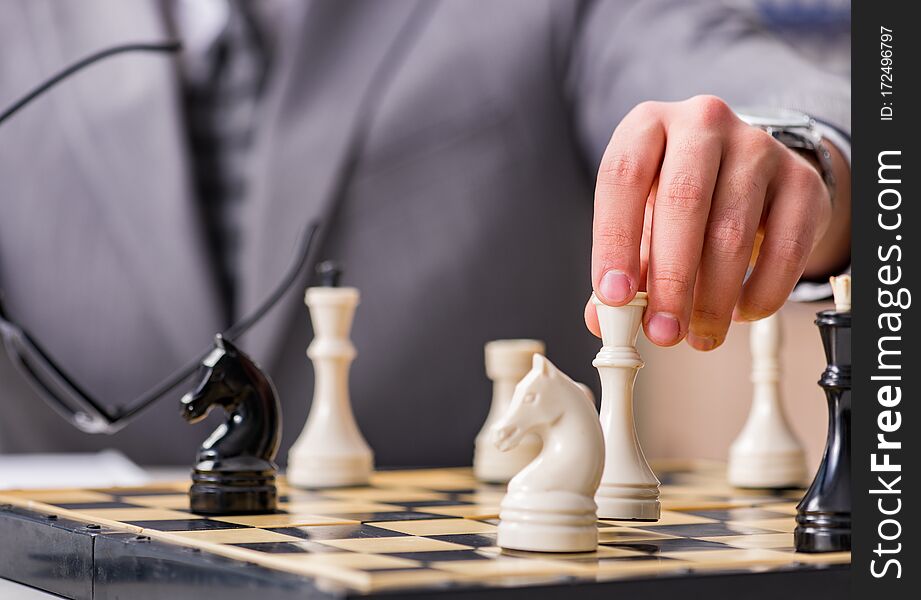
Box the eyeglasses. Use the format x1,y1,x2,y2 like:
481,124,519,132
0,223,318,433
0,39,320,433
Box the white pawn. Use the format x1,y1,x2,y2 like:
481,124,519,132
492,355,604,553
473,339,546,483
287,284,374,488
592,292,660,521
728,311,806,488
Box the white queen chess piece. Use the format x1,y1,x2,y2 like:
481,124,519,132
287,282,374,488
474,339,546,483
592,292,660,521
728,311,806,488
492,355,604,553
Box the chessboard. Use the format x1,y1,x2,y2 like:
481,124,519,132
0,462,849,600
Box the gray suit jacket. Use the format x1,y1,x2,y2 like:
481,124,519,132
0,0,849,466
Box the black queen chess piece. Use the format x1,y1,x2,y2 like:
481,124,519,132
181,335,282,515
795,276,851,552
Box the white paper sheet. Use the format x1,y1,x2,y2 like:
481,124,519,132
0,450,150,489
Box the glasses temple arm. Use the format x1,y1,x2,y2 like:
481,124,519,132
0,41,182,127
117,222,320,419
224,223,319,340
0,40,318,427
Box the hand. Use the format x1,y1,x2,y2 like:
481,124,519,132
585,95,850,350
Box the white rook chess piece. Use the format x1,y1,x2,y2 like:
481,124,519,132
728,312,806,488
492,355,604,552
287,285,374,488
592,292,660,521
473,339,546,483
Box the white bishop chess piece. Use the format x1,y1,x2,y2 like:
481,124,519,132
728,311,806,488
473,339,546,483
287,271,374,488
592,292,660,521
492,354,604,553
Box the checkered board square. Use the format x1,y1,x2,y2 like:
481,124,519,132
0,463,850,594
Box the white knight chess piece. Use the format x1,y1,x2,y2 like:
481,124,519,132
492,354,604,553
287,285,374,488
592,292,660,521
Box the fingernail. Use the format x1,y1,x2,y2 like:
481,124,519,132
647,313,680,345
599,270,633,304
732,307,753,322
688,333,717,351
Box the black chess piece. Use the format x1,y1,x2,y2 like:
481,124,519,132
795,309,851,552
181,335,281,515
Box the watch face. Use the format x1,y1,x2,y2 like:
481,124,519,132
735,107,812,129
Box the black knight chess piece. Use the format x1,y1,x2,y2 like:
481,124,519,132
181,335,281,515
795,304,851,552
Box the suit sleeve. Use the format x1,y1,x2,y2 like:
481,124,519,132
566,0,851,166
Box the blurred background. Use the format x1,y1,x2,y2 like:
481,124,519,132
0,0,850,478
639,300,833,473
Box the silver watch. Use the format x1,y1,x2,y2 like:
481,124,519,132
735,108,836,205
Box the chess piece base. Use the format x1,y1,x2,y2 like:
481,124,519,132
728,450,807,489
595,488,660,521
795,512,851,552
286,452,373,488
498,492,597,553
190,469,277,515
497,520,597,553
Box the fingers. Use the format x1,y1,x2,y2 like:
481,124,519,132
588,180,655,339
687,131,779,350
584,298,600,338
638,179,656,291
736,152,831,320
644,100,726,345
592,102,666,306
590,95,834,349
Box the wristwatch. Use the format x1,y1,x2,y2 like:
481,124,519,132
735,107,837,205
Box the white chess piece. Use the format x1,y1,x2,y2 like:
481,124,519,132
728,312,806,488
492,354,604,553
287,286,374,488
830,275,851,312
592,292,660,521
474,339,546,483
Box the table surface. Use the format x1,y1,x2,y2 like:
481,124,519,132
0,578,60,599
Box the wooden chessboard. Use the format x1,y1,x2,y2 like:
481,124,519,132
0,462,849,600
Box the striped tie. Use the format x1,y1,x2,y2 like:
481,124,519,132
182,0,269,325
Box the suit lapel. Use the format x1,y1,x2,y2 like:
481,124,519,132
240,0,432,361
25,0,222,356
23,0,433,364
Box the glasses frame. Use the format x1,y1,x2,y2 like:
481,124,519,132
1,39,322,433
0,223,318,433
